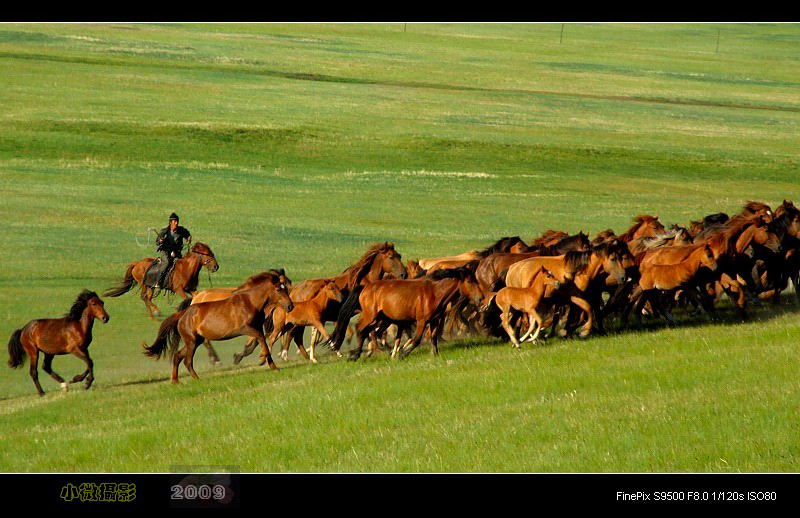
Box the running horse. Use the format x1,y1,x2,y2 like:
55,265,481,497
332,266,485,360
7,290,110,396
103,242,219,320
143,270,293,383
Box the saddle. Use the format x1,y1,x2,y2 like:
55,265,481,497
144,256,176,291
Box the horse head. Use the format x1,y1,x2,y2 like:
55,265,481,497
191,242,219,273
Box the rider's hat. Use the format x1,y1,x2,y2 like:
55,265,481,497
168,212,179,221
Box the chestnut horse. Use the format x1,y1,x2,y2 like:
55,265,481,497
143,270,292,383
234,280,344,365
626,243,718,326
103,242,219,319
7,290,109,396
334,266,484,360
417,236,528,271
491,267,562,347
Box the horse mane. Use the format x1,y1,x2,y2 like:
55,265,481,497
696,212,761,241
237,269,287,289
65,290,99,321
618,215,659,242
343,242,396,287
592,239,631,260
190,242,213,256
702,212,729,227
640,231,679,250
563,250,592,273
477,236,525,258
427,263,476,281
591,229,617,245
531,230,568,248
742,201,772,216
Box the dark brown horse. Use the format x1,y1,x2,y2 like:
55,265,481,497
143,270,292,383
104,242,219,319
7,290,110,396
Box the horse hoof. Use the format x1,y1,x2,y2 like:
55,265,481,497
280,352,288,362
311,359,318,364
61,382,69,392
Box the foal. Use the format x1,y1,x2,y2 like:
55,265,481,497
7,290,110,396
492,268,562,347
235,280,344,365
629,243,718,326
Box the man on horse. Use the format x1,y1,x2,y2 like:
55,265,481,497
153,213,192,289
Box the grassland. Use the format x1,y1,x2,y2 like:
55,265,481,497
0,23,799,472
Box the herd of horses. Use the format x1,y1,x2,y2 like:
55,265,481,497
7,199,800,395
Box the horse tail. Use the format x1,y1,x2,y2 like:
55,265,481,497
7,329,25,369
491,268,509,292
176,297,193,312
328,285,364,350
262,305,277,335
143,310,185,359
103,262,137,297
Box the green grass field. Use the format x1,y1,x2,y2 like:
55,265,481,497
1,23,799,472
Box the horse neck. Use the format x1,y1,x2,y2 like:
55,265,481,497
77,309,95,337
432,278,460,302
177,253,202,282
734,225,760,254
574,253,604,290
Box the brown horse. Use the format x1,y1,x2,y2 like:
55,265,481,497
334,266,484,360
234,280,344,365
191,269,293,306
7,290,110,396
475,232,591,294
491,267,562,347
143,270,292,383
103,242,219,319
505,241,632,336
627,243,718,326
417,236,528,271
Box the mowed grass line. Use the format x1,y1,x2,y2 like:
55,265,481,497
0,23,799,471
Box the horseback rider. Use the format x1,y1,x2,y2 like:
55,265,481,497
153,213,192,289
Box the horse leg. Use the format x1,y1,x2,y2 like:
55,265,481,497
242,326,278,371
500,309,520,348
42,353,68,391
234,338,259,365
29,348,45,396
182,334,202,380
205,340,222,366
70,348,95,389
171,346,186,384
399,320,427,359
569,296,593,337
145,286,162,320
349,317,374,362
519,310,539,343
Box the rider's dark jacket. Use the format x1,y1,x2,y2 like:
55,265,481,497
157,225,191,258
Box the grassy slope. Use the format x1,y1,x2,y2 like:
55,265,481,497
0,23,798,471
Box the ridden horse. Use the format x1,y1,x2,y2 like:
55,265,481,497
7,290,109,396
143,271,292,383
626,243,718,326
103,242,219,319
491,267,562,347
234,280,344,365
336,266,484,360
